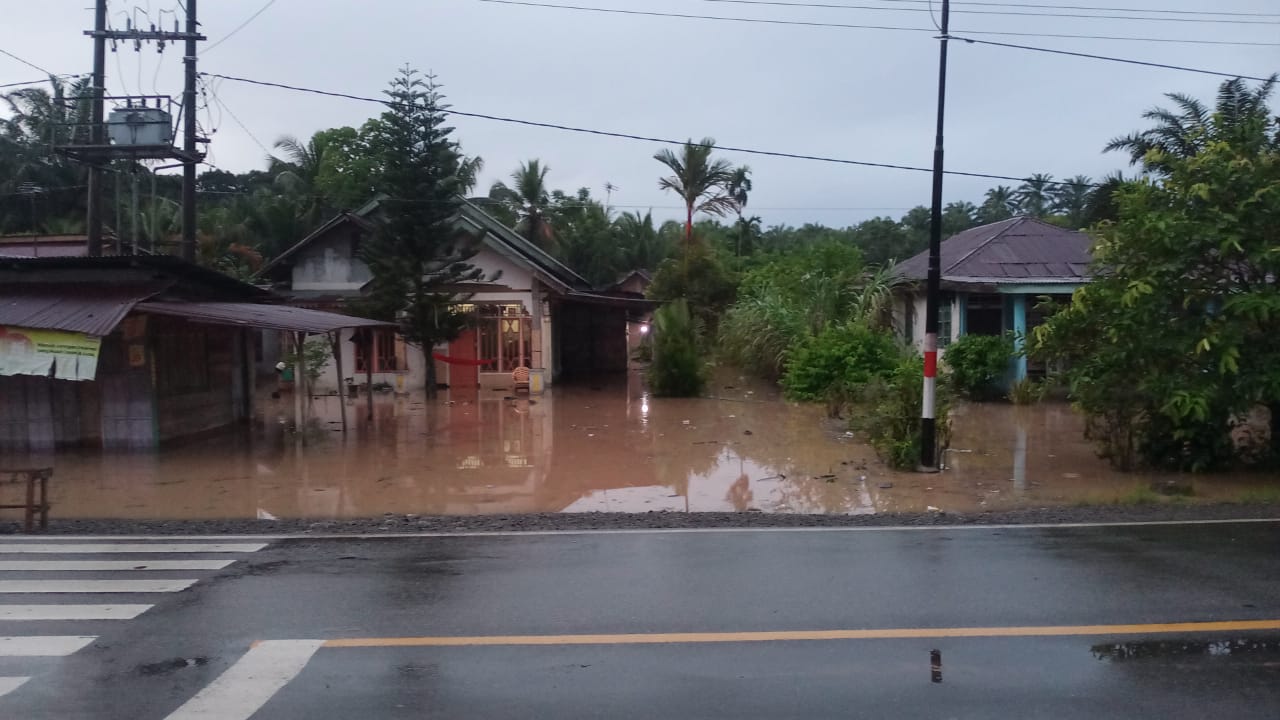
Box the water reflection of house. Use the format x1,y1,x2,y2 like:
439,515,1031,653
892,217,1092,386
258,198,654,393
0,256,389,452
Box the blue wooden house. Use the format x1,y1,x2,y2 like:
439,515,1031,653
892,217,1093,387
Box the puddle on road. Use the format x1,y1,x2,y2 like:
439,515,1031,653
1,371,1273,520
1092,639,1280,662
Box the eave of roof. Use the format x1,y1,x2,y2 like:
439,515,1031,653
135,301,393,333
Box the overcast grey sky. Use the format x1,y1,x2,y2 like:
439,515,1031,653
4,0,1278,227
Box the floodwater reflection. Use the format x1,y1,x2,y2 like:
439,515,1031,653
1,373,1274,521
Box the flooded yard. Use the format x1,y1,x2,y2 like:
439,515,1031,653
1,371,1273,521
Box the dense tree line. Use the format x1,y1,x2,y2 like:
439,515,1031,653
6,75,1115,286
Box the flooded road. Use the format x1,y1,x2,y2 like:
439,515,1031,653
0,371,1273,520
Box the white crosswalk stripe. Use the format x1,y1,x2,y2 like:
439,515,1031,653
0,579,197,594
0,636,96,656
0,538,269,703
0,677,29,698
0,604,152,621
0,543,266,554
0,560,234,571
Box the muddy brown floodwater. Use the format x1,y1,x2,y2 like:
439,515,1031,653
0,370,1274,521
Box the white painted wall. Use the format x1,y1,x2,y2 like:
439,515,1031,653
900,293,959,352
283,234,561,392
291,231,370,291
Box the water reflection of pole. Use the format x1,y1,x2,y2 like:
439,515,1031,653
293,331,306,447
330,331,347,434
1013,418,1027,496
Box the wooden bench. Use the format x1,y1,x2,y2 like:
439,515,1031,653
0,468,52,533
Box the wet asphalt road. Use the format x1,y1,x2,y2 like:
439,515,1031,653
5,521,1280,719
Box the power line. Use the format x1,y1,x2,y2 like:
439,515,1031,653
952,35,1276,82
0,77,69,90
818,0,1280,17
199,72,1099,188
477,0,1280,45
205,0,280,53
701,0,1280,24
205,80,281,161
483,0,930,32
703,0,1280,21
0,47,58,77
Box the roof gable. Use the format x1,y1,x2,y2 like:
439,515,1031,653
259,197,590,292
892,217,1093,283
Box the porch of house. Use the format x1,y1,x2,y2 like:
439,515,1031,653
901,285,1078,389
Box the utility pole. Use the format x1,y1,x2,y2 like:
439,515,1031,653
919,0,950,472
181,0,198,262
86,0,107,257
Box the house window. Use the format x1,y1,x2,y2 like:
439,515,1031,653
155,327,209,394
475,304,532,372
937,297,953,349
355,329,406,372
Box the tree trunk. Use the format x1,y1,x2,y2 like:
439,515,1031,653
685,203,693,245
425,346,438,399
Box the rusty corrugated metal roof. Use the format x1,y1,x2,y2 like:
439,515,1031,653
135,301,393,333
893,217,1093,284
0,284,165,335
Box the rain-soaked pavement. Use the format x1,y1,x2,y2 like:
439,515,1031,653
4,523,1280,719
1,370,1275,520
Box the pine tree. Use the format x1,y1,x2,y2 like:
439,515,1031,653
359,67,489,396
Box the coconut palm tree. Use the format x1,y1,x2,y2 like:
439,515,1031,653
1015,174,1056,217
654,138,737,244
977,185,1017,223
614,210,668,271
1051,175,1094,228
488,159,555,252
0,76,93,232
1104,75,1278,173
458,155,483,195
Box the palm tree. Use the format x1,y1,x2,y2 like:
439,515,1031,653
1015,174,1056,217
942,200,978,236
977,185,1017,223
458,155,484,195
271,134,325,193
1051,175,1093,228
1104,75,1278,173
654,138,737,244
615,210,668,271
488,159,555,251
0,76,93,232
270,133,336,227
1080,172,1130,227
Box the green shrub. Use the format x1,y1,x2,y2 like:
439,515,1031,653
781,322,900,402
648,299,706,397
945,333,1014,400
853,355,953,470
717,285,808,379
1007,377,1046,405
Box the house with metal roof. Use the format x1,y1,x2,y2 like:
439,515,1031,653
891,216,1094,385
0,256,389,451
258,198,653,393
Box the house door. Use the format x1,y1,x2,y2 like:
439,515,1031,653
449,328,479,388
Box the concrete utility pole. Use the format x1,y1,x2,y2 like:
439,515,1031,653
85,0,107,257
181,0,198,262
919,0,950,472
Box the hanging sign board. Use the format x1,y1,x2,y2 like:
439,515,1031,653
0,325,103,381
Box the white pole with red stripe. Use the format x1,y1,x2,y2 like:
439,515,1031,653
919,0,950,472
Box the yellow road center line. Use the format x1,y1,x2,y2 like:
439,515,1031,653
321,620,1280,648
